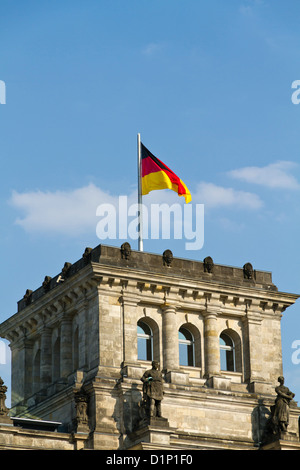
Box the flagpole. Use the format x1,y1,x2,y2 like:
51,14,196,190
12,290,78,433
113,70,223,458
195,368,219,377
137,133,143,251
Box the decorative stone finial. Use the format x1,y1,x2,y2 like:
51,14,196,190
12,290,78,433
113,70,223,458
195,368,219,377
62,262,72,278
121,242,131,260
203,256,214,273
42,276,52,292
23,289,33,306
163,250,173,267
82,247,92,263
243,263,253,279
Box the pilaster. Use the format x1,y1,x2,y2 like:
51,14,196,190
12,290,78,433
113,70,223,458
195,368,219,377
121,296,138,365
241,301,266,392
40,327,52,389
60,314,73,378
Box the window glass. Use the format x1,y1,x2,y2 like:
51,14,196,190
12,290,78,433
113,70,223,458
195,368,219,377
179,327,195,366
137,321,153,361
220,333,235,371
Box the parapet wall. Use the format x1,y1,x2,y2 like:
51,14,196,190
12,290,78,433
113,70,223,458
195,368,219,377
17,243,277,312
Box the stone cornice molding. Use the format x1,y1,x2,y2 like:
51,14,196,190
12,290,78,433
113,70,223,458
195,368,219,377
1,255,298,345
119,294,138,307
92,265,298,313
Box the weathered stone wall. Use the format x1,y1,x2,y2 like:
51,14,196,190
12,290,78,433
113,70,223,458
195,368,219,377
0,422,88,449
0,244,299,450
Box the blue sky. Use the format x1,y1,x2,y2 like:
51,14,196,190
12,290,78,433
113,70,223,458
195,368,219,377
1,0,300,407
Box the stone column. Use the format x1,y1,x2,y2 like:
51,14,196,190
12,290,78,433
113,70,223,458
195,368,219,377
162,304,179,372
40,327,52,389
162,303,189,385
203,310,220,378
60,315,73,378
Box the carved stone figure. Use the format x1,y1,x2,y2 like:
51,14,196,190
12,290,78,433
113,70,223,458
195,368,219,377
163,250,173,267
82,247,92,263
42,276,52,292
141,361,164,418
203,256,214,273
263,376,295,442
272,376,295,432
23,289,33,306
121,242,131,260
0,377,9,416
62,262,72,278
73,388,89,432
57,262,72,283
243,262,253,279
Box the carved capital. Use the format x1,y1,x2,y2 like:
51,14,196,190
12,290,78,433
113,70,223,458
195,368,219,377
161,303,178,314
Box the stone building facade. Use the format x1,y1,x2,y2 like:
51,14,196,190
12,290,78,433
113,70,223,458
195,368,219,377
0,243,299,450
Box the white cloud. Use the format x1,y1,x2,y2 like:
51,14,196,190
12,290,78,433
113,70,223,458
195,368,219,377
193,182,263,210
228,161,300,190
10,183,136,236
9,180,263,238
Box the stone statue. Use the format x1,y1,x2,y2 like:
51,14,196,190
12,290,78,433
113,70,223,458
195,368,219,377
272,376,295,432
141,361,164,418
0,377,9,416
73,387,89,432
263,376,295,442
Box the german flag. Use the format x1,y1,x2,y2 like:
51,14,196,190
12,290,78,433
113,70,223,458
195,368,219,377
141,143,192,203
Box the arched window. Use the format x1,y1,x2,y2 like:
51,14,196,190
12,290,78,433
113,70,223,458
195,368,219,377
179,327,195,366
220,332,235,371
137,320,153,361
